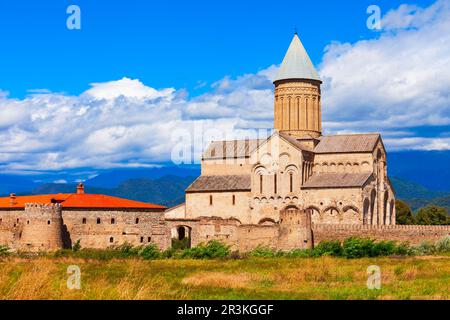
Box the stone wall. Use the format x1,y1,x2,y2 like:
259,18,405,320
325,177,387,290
62,209,169,250
312,224,450,245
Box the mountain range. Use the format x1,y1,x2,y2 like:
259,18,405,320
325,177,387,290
1,150,450,211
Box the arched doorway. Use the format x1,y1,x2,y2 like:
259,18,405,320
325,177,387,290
171,225,191,249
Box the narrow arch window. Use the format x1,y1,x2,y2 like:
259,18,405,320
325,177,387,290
135,218,139,224
289,172,293,193
97,218,101,224
27,220,30,225
47,220,51,225
82,218,86,224
111,218,115,224
0,218,2,224
140,236,144,243
17,218,19,223
274,174,277,194
259,174,263,194
109,237,114,243
232,195,236,205
148,237,151,242
209,195,213,206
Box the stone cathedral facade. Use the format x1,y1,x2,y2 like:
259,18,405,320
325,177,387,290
167,34,398,247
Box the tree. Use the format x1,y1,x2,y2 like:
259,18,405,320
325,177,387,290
415,205,449,225
395,200,415,225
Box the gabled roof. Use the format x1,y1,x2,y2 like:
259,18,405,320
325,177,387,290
314,134,381,154
274,33,321,82
302,172,373,189
186,175,251,193
202,139,266,160
0,193,166,210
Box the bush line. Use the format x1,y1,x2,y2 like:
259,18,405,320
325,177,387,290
0,236,449,260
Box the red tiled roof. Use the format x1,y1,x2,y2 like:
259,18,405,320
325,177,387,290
0,193,166,210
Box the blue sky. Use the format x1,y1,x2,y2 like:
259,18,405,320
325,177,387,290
0,0,435,97
0,0,449,180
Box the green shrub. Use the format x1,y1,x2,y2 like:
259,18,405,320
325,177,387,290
116,243,140,258
171,238,190,250
72,240,81,252
285,249,312,258
342,237,376,258
312,240,342,257
0,245,10,257
411,241,437,256
139,244,161,260
371,240,397,257
249,246,279,258
436,236,450,253
181,240,230,259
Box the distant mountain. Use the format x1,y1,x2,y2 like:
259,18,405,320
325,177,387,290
30,175,197,208
389,177,447,200
0,175,39,195
389,151,450,191
85,166,200,188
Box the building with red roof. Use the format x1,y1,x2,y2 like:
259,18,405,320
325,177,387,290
0,183,168,252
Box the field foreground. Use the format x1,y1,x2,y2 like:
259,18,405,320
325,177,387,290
0,256,449,300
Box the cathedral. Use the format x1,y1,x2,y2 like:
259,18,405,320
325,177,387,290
168,33,396,230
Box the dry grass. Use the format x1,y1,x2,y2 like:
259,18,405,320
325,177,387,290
182,272,262,289
0,256,448,300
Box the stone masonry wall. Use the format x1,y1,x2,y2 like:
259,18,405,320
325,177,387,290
62,209,169,250
313,224,450,245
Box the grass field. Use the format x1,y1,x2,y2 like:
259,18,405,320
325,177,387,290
0,255,449,300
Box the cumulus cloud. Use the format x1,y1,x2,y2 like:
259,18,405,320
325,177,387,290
319,0,450,132
0,0,449,175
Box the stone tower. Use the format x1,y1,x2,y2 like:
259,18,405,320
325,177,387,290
273,33,322,139
19,203,64,252
278,206,313,250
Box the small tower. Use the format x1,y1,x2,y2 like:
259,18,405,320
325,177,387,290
19,203,64,252
278,205,313,250
274,33,322,139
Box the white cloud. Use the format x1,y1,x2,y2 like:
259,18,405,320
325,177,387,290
0,1,449,175
319,0,450,132
84,77,175,100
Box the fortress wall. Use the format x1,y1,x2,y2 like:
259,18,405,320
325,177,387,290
0,210,23,248
62,209,169,250
312,224,450,245
19,204,64,251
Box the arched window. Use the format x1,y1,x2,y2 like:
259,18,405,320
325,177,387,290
259,174,263,194
209,195,213,206
111,218,115,224
363,198,370,225
47,220,51,225
82,218,86,224
289,172,293,193
232,195,236,205
274,174,277,194
109,237,114,243
148,237,151,242
135,218,139,224
140,236,144,243
97,218,101,224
